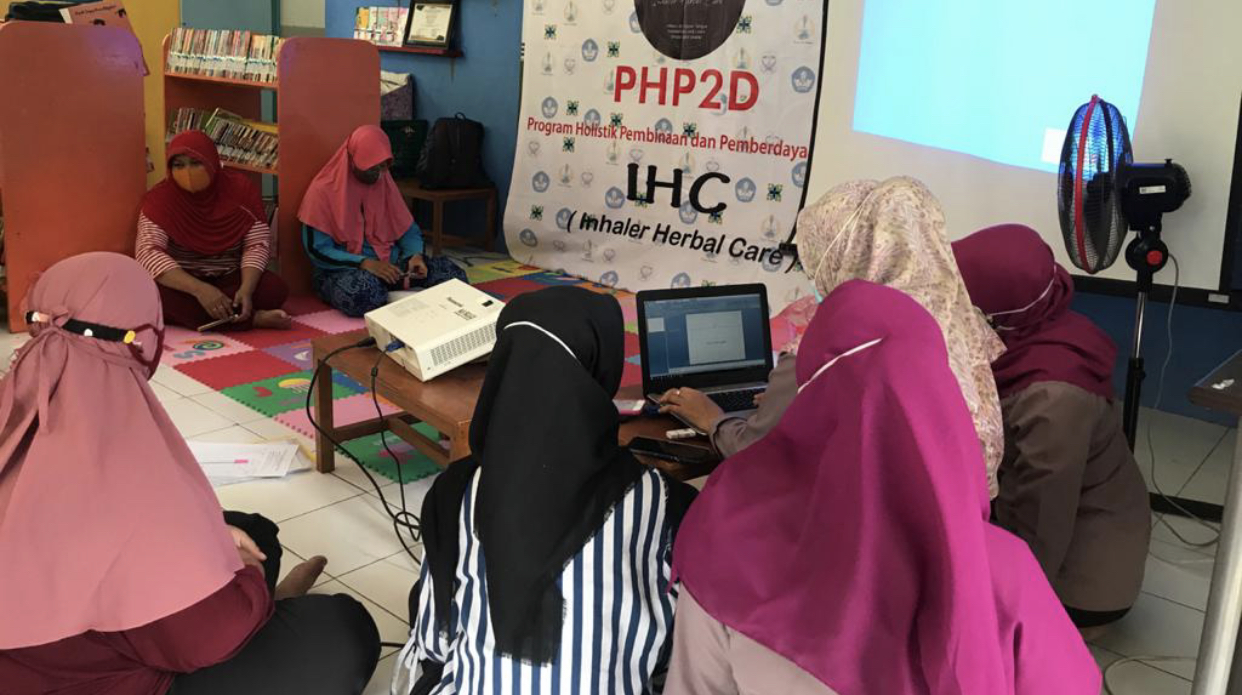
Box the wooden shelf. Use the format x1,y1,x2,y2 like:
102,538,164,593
378,44,461,57
223,159,277,176
164,71,278,91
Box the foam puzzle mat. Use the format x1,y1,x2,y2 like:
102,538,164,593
171,249,813,483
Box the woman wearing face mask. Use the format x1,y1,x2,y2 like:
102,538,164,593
954,224,1149,633
0,253,381,695
298,125,465,317
660,178,1005,498
137,130,292,332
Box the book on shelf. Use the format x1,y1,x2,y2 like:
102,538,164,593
167,27,283,83
169,107,279,172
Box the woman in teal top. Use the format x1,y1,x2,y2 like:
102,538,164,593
297,125,465,317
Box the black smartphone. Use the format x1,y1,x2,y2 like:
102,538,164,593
628,436,715,465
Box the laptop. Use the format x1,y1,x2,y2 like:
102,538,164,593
637,284,774,421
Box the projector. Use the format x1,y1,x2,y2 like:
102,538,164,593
364,279,505,381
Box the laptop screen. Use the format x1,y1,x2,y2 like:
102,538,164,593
643,292,768,380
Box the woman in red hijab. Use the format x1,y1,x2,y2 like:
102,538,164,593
298,125,465,317
954,224,1150,635
0,253,380,694
137,130,291,332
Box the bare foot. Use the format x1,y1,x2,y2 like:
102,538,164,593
253,309,293,330
274,556,328,600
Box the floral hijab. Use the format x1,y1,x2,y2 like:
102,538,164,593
795,177,1006,497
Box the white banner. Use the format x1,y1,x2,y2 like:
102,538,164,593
505,0,826,311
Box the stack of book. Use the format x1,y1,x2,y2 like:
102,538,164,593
169,108,279,172
167,28,284,83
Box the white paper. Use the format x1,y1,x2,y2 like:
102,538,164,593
189,441,303,486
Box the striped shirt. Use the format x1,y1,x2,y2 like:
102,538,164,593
135,214,270,279
394,468,679,695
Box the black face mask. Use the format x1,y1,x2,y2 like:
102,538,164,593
25,312,166,379
353,166,382,185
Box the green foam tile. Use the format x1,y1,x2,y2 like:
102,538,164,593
221,371,359,418
342,424,443,484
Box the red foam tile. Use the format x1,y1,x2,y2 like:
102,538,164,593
230,321,327,350
176,351,303,391
284,294,331,316
621,359,643,388
473,276,546,300
624,331,640,357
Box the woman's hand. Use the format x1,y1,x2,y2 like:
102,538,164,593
658,387,726,433
361,258,402,285
407,254,429,280
227,526,267,577
232,289,254,322
195,284,235,322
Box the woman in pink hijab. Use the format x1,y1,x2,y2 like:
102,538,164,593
0,253,379,694
665,280,1100,695
299,125,465,317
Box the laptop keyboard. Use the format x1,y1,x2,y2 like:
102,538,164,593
706,387,766,413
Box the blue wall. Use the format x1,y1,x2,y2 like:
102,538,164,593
325,0,521,245
323,0,1241,426
1075,293,1241,426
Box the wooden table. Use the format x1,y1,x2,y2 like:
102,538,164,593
1188,350,1242,695
312,330,719,482
395,177,498,256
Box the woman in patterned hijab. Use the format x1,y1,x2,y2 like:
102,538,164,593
795,176,1006,497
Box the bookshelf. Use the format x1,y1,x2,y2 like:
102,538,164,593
166,72,279,90
162,35,380,294
224,161,279,177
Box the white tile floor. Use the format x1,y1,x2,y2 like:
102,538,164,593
0,325,1234,694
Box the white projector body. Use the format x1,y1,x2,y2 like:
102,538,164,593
364,279,504,381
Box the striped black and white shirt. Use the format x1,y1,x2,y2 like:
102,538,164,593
394,468,680,695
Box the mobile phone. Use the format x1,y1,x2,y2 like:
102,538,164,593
197,314,239,332
628,436,716,465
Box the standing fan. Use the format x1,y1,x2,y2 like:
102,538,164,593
1058,95,1191,447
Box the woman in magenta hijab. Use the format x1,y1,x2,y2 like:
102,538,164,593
0,253,380,694
954,224,1149,633
299,125,465,317
665,280,1099,695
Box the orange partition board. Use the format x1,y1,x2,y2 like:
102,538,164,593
276,37,380,294
0,23,146,330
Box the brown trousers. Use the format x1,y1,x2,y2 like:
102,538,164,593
664,590,838,695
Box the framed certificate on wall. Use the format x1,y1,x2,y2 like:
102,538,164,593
404,2,455,47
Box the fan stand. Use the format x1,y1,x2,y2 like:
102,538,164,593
1121,223,1166,449
1123,226,1225,522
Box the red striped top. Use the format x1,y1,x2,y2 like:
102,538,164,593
136,214,270,279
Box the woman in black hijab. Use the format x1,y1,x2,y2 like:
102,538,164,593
393,286,697,695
